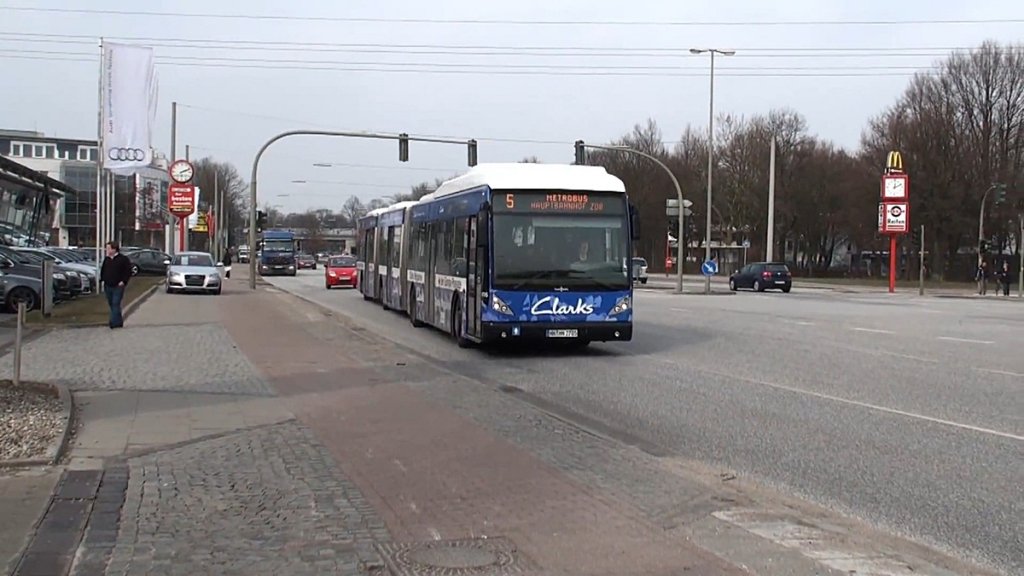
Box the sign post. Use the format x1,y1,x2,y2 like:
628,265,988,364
168,159,196,253
878,151,909,294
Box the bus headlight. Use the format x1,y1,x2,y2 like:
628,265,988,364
609,295,631,316
491,294,513,316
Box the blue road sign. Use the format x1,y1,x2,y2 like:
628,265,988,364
701,260,718,276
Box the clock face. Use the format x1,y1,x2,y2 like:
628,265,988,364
170,161,194,183
884,177,906,198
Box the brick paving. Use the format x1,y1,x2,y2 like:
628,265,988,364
0,324,273,396
0,286,273,396
223,282,748,575
99,421,389,576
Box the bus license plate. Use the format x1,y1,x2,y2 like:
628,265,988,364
547,329,578,338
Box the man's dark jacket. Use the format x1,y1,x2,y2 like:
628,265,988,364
101,253,133,288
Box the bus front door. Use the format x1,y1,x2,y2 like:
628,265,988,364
467,212,486,338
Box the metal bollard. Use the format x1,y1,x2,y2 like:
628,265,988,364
13,300,25,386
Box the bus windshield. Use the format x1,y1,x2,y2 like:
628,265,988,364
492,212,629,291
262,240,293,253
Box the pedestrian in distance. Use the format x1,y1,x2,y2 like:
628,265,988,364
997,261,1011,296
100,241,133,329
976,260,989,295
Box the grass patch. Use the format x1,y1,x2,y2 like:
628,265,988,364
24,277,162,326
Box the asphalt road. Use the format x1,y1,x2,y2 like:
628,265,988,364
266,271,1024,575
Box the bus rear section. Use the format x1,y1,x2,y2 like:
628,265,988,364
376,201,416,311
480,189,636,345
258,230,296,276
356,209,383,300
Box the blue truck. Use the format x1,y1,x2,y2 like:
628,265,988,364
258,229,297,276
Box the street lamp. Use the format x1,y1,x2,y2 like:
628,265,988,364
978,182,1007,263
690,47,735,294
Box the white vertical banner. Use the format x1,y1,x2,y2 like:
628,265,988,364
101,42,158,172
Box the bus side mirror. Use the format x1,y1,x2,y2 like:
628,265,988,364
629,203,642,241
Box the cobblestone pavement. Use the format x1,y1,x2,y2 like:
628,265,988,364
96,420,390,576
222,283,749,575
0,324,274,396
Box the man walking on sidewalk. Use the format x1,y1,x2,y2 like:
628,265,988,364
101,241,132,328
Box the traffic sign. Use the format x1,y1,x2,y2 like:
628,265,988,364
168,184,196,218
881,202,909,234
701,259,718,276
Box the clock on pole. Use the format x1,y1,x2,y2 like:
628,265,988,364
169,159,195,184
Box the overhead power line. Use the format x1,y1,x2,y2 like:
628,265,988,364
0,52,938,77
0,48,952,72
3,6,1023,27
0,31,982,57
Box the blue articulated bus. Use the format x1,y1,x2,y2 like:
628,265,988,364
367,163,641,348
373,201,418,311
355,208,385,300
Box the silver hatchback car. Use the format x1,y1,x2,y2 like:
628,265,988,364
164,251,225,295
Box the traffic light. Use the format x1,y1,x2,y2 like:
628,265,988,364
994,184,1008,204
574,140,586,165
980,239,989,254
256,210,267,232
398,133,409,162
467,139,478,167
911,227,921,248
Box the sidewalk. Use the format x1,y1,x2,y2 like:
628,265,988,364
643,274,984,296
220,280,751,575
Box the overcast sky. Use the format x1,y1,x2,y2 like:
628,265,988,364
2,1,1022,213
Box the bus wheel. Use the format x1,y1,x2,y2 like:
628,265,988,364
452,299,471,348
409,286,425,327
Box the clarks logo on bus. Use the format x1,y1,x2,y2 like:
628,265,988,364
529,296,595,316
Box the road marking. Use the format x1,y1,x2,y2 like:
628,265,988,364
713,509,926,576
882,351,937,363
785,320,815,326
851,327,894,334
393,459,407,473
428,528,442,540
976,367,1024,378
670,307,688,313
693,366,1024,442
937,336,994,345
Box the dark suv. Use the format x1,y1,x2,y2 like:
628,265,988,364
729,262,792,293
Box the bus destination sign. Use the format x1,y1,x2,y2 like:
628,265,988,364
496,192,623,214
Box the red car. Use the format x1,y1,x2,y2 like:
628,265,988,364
325,254,359,289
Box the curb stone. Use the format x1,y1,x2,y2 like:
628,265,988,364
0,380,74,468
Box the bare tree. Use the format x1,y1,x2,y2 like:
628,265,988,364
340,195,366,226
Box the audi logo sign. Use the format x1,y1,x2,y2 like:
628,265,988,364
107,147,147,162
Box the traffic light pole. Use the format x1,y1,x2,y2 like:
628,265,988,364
248,130,477,290
575,141,686,294
918,224,925,297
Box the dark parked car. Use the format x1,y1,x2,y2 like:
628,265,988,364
729,262,792,293
123,248,172,276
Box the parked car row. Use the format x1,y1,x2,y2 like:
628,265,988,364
0,245,98,313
